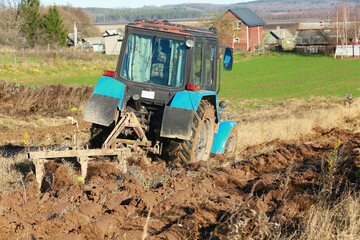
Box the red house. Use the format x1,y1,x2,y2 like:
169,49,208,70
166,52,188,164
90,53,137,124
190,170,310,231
222,8,265,51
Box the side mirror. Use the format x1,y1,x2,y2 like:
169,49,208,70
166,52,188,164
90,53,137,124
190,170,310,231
219,101,226,109
223,47,233,71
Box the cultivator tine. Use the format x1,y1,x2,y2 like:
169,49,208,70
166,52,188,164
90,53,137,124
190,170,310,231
118,152,128,173
78,157,89,179
34,158,45,188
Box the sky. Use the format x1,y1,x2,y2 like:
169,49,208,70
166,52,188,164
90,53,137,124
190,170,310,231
40,0,254,9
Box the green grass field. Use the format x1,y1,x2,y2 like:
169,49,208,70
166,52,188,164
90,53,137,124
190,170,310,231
0,52,117,86
1,51,359,98
220,53,360,98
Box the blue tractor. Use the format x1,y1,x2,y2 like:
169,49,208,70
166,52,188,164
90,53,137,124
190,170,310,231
83,20,237,164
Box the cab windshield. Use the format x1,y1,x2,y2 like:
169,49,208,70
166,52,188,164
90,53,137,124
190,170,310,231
120,34,186,88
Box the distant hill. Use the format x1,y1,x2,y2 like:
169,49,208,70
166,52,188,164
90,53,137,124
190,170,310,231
85,0,360,24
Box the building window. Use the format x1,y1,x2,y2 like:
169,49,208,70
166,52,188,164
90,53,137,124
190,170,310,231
233,38,240,43
233,21,242,29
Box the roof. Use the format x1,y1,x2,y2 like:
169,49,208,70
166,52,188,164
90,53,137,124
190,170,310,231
103,29,124,37
67,32,82,44
295,30,336,45
103,29,117,36
67,33,75,42
127,20,217,38
270,28,294,39
83,37,104,45
297,22,336,31
295,22,338,45
227,8,265,27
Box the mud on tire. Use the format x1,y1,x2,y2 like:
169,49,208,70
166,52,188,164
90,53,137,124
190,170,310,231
166,100,216,164
224,127,237,154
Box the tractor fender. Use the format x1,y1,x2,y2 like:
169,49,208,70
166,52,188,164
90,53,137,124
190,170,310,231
160,90,219,140
211,120,237,154
169,90,219,121
83,77,125,127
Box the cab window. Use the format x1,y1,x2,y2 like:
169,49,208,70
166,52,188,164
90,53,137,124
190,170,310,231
192,43,203,85
205,44,215,85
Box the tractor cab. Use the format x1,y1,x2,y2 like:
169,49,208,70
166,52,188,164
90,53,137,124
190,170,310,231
111,20,232,108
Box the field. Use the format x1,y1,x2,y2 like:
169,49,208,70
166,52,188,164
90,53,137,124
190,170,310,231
0,52,360,239
0,51,117,86
220,53,360,99
1,51,359,99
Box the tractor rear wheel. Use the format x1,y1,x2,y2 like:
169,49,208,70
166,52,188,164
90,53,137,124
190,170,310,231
89,123,112,148
88,109,120,149
167,100,216,164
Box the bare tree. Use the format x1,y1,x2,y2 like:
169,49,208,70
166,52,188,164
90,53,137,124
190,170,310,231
199,14,237,48
0,0,25,48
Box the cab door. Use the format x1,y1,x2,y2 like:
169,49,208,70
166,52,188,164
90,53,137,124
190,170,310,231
190,39,217,92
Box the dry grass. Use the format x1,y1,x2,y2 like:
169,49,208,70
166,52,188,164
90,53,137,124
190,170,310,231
296,193,360,240
221,97,360,152
0,80,93,117
0,152,31,194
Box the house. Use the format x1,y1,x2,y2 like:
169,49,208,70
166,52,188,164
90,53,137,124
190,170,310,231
295,22,337,54
82,37,104,52
68,28,125,55
222,8,266,51
102,29,124,55
103,35,123,55
264,26,295,51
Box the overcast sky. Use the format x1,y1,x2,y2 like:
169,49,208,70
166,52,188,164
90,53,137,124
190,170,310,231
40,0,254,9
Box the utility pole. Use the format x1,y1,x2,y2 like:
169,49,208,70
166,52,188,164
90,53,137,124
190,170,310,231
336,11,339,45
74,22,78,47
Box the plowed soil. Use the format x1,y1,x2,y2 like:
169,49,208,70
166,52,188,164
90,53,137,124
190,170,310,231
0,82,359,239
0,126,359,239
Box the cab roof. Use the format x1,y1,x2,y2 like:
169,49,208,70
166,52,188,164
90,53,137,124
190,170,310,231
127,20,218,38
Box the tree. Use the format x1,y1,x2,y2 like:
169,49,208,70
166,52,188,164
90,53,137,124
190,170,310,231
20,0,41,47
42,6,67,47
0,0,25,48
200,14,237,48
58,6,99,38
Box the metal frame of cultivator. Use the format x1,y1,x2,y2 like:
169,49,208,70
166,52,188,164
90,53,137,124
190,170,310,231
28,111,156,189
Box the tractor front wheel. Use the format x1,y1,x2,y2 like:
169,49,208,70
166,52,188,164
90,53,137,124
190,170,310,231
167,100,216,164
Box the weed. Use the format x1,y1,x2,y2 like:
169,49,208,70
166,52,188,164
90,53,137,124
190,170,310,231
72,175,84,184
127,165,175,189
23,130,30,152
326,139,341,172
68,102,79,112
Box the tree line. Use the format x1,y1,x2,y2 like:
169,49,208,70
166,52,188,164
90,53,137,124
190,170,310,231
86,8,202,23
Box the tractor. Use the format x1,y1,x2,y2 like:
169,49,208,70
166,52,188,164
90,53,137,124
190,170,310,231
29,20,237,187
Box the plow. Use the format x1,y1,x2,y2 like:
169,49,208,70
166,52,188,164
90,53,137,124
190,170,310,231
28,20,238,188
28,111,163,187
